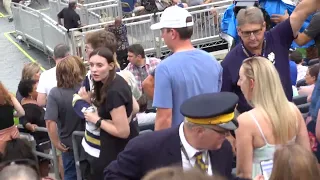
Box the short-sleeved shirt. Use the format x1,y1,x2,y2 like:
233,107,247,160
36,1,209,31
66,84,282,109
37,67,57,96
44,86,85,148
125,57,160,91
57,7,81,31
304,12,320,55
221,19,294,113
153,49,223,126
94,75,135,172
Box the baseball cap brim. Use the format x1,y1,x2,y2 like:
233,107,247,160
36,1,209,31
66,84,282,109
217,119,239,131
150,22,163,30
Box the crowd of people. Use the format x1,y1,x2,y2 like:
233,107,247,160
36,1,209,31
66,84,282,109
1,0,320,180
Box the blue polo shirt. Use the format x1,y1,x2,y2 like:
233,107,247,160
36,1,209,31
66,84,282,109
221,19,294,113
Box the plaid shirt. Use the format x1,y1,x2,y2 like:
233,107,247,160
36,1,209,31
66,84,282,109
125,57,161,90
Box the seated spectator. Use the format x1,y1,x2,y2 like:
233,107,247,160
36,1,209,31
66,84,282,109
155,0,172,11
254,144,320,180
290,50,308,82
121,0,145,15
172,0,188,8
298,64,320,101
140,0,159,13
18,79,51,177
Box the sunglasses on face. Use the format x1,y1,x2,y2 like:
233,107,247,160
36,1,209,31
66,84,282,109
241,28,263,37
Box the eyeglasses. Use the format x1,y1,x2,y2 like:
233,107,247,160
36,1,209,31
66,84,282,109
241,28,263,37
0,159,40,177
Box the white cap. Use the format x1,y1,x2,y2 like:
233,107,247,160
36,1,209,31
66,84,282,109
150,6,194,30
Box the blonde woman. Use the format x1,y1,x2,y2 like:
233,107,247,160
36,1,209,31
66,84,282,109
235,57,310,179
16,62,42,103
254,144,320,180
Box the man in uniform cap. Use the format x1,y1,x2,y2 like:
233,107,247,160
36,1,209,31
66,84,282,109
104,92,246,180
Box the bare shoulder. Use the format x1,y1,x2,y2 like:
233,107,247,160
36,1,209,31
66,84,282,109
237,111,252,125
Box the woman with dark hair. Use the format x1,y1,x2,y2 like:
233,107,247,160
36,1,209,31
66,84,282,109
78,47,139,180
0,82,25,153
298,64,320,101
18,79,50,177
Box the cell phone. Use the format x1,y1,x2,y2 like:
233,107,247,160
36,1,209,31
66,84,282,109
260,159,273,180
60,143,69,149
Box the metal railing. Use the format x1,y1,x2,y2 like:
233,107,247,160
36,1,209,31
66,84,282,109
12,2,69,57
17,125,61,180
71,129,154,180
68,1,232,58
48,0,122,25
12,1,232,58
72,131,85,180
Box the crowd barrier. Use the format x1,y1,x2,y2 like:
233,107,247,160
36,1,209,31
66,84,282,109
17,125,61,180
68,0,232,58
12,2,69,57
11,1,232,58
48,0,122,25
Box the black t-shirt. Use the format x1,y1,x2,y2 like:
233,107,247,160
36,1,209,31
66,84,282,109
0,104,14,130
22,104,49,143
93,74,138,178
57,7,81,30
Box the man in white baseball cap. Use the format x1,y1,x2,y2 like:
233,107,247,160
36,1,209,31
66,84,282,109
150,6,223,131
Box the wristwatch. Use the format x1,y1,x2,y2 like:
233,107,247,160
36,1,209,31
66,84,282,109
95,118,103,128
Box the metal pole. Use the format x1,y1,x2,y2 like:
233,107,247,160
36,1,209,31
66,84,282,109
72,131,85,180
17,125,61,180
117,0,122,18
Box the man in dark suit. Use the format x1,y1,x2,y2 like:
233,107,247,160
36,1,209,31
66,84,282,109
104,92,244,180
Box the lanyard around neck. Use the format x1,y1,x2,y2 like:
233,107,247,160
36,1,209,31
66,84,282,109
241,39,267,58
180,142,209,170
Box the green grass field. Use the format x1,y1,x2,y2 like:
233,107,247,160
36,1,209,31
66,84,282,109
14,117,19,125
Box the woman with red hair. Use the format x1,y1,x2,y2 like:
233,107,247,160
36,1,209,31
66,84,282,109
0,81,25,153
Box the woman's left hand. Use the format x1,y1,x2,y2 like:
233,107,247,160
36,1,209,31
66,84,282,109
84,111,100,124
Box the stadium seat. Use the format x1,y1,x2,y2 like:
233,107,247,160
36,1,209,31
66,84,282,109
293,94,308,105
297,103,310,114
308,59,319,66
296,79,307,88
